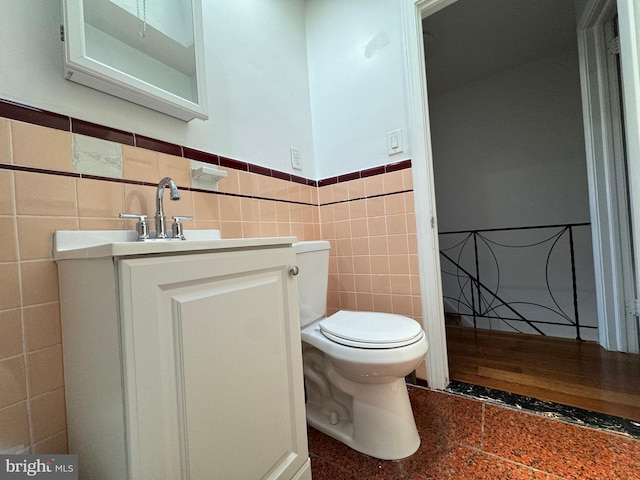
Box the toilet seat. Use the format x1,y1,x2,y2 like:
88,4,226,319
319,310,424,349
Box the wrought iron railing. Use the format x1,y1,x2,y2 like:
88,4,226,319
439,223,595,340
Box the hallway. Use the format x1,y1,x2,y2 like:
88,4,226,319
446,325,640,421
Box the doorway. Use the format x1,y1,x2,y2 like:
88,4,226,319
402,0,640,412
423,0,598,344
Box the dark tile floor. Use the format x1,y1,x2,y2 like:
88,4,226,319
307,385,640,479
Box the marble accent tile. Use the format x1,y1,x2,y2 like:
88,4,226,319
72,134,123,178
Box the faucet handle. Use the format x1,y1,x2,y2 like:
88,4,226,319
171,215,194,240
119,213,150,241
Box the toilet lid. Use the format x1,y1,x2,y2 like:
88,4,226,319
319,310,423,348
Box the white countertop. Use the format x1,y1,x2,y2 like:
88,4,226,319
52,230,297,260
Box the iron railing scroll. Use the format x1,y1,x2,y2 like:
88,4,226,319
439,223,595,340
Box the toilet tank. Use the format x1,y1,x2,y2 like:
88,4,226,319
292,240,331,327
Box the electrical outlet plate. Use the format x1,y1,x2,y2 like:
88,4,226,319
290,146,302,170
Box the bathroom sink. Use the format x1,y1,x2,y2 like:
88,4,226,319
52,229,296,260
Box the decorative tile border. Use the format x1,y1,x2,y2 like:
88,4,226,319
0,98,411,189
317,160,412,187
446,380,640,439
0,98,70,131
71,119,134,146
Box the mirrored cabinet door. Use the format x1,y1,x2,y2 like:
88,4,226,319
62,0,208,121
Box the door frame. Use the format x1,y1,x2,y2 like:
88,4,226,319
402,0,640,389
576,0,639,353
617,0,640,351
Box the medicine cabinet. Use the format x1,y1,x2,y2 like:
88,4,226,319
62,0,208,121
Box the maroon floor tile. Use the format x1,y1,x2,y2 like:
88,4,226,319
308,386,640,480
408,386,483,449
310,456,359,480
412,443,553,480
308,426,383,478
483,404,640,479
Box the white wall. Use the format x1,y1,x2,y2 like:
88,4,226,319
0,0,316,178
305,0,410,179
430,46,597,339
430,48,590,232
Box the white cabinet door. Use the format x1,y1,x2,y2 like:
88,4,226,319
117,248,308,480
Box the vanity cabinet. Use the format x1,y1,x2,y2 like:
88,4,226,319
55,237,311,480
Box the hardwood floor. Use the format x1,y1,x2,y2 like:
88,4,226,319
446,325,640,421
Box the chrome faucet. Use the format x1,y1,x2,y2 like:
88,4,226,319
155,177,181,239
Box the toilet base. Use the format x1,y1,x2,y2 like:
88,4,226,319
305,373,421,461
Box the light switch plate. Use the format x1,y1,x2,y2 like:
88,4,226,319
386,129,404,155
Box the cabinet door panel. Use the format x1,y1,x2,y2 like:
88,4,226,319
177,272,295,478
118,249,307,480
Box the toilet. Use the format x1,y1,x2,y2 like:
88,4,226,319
293,240,428,460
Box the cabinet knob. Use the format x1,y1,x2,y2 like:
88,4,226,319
290,265,300,276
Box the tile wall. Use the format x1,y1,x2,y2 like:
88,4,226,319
0,100,420,453
319,170,421,321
